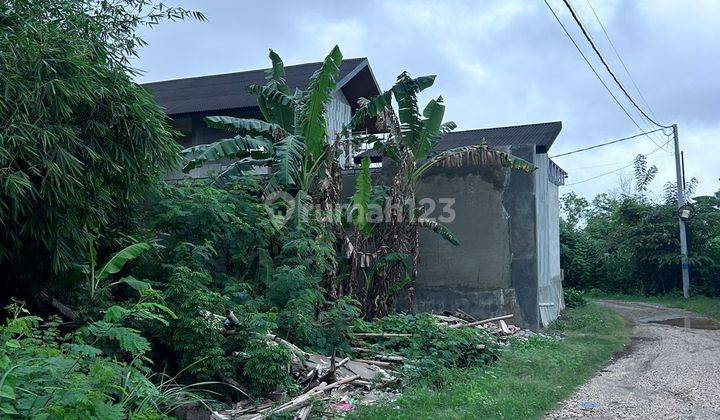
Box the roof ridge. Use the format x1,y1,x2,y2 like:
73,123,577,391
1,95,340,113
449,121,562,134
141,57,368,86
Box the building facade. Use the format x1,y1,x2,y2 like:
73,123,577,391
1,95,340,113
144,60,566,329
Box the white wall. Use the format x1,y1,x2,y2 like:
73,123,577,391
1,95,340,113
535,153,565,327
326,90,352,166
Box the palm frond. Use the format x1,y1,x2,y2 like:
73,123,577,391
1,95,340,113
246,84,295,107
440,121,457,135
215,157,273,182
342,90,393,134
247,84,296,131
392,72,425,152
266,49,288,92
418,218,460,246
203,116,286,140
300,45,343,161
272,135,306,186
95,243,151,281
415,96,446,159
182,136,273,173
416,144,535,178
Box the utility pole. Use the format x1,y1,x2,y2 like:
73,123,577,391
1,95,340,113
672,124,690,298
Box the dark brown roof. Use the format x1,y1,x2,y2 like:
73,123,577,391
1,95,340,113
355,121,562,164
142,57,375,116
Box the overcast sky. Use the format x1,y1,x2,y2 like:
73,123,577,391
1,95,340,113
134,0,720,200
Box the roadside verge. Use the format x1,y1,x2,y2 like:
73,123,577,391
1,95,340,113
353,303,631,419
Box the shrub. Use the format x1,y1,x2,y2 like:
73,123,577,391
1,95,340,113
241,340,294,396
0,0,202,277
353,314,499,380
0,300,208,418
564,288,588,309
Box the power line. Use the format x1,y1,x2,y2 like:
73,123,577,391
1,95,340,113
543,0,670,152
550,128,665,158
560,0,672,129
584,0,659,122
563,2,671,150
565,137,671,185
583,0,672,145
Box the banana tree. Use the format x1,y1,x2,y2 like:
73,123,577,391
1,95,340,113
75,241,152,300
182,46,344,197
344,72,534,316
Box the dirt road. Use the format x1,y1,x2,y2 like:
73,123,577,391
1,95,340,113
547,300,720,419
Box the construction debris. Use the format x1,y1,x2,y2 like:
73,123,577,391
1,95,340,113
212,311,527,419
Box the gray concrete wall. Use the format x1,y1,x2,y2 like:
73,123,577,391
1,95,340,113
504,145,540,328
343,145,541,328
412,159,518,321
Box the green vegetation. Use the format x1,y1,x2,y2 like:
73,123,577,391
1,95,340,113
2,0,659,415
563,288,588,308
560,155,719,296
352,314,501,380
0,297,213,418
354,304,631,420
0,4,541,413
342,75,534,316
0,0,203,277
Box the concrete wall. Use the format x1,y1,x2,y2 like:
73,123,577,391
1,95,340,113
534,154,565,326
388,145,542,328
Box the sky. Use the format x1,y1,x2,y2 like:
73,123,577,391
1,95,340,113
133,0,720,200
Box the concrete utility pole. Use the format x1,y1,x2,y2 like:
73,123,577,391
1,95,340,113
672,124,690,298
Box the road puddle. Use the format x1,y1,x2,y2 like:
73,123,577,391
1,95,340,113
649,317,718,330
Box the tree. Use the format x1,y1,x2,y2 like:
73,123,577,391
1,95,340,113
183,47,344,195
0,1,203,278
344,72,534,316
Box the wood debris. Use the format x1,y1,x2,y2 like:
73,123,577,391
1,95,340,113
212,310,526,418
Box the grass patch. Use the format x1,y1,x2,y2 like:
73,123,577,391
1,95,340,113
588,292,720,321
352,304,631,420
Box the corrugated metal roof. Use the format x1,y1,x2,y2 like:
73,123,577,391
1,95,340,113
142,58,369,116
355,121,562,163
435,121,562,151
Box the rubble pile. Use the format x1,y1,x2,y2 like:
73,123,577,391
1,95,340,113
212,311,524,419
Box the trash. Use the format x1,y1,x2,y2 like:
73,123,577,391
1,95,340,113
211,309,550,419
580,401,601,410
329,401,353,412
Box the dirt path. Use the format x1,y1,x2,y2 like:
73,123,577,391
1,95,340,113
547,300,720,419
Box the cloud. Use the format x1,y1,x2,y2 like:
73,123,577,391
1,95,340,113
133,0,720,198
